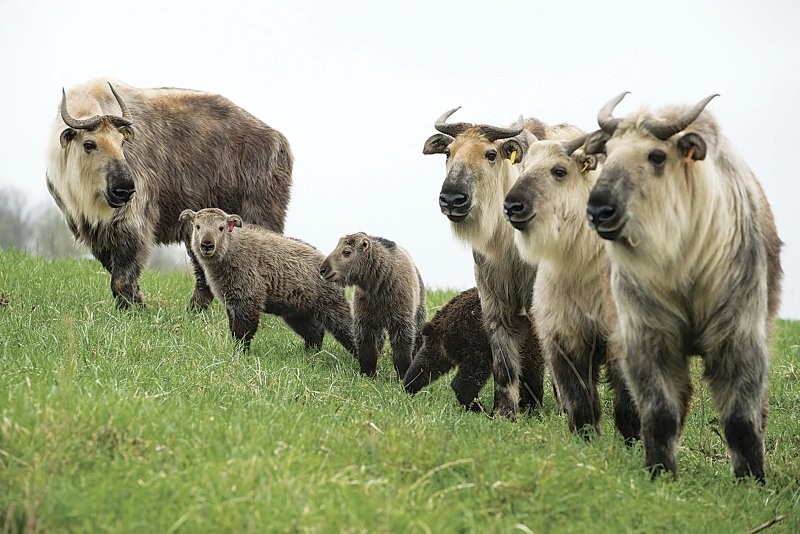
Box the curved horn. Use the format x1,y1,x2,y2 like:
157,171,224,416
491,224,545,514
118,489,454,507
561,134,589,156
642,94,719,140
597,91,630,135
107,83,132,121
434,106,473,137
60,88,101,130
477,115,525,142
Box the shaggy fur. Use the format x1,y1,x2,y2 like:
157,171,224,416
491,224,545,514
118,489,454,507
403,288,541,412
47,79,293,309
505,138,640,441
423,115,581,419
179,208,354,354
320,232,426,379
585,98,783,481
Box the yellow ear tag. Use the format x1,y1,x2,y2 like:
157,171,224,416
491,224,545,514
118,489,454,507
580,160,590,175
510,150,517,165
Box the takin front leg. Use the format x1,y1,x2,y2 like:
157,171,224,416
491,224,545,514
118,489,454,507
226,298,262,351
606,356,641,444
548,336,602,436
451,355,492,412
518,326,545,413
624,336,692,479
283,313,325,352
486,323,523,420
704,334,770,483
354,318,384,378
388,321,416,381
186,244,214,311
101,231,151,309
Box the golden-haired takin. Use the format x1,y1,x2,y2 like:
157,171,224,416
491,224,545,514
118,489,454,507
584,93,782,482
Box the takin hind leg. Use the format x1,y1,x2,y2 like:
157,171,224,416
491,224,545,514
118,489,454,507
317,290,357,358
388,321,416,381
518,327,545,413
355,318,385,378
704,334,769,483
186,244,214,311
283,313,325,352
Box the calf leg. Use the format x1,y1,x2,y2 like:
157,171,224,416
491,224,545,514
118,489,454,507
388,322,415,380
518,328,545,412
451,358,491,412
186,244,214,311
607,356,641,444
704,335,769,483
318,291,356,357
226,298,261,351
283,313,325,351
355,318,384,378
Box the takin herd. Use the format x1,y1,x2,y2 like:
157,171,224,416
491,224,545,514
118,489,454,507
46,79,783,483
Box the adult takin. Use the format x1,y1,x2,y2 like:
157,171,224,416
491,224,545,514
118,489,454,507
422,107,579,419
179,208,355,355
403,288,542,412
584,93,782,481
503,134,640,441
47,79,293,309
320,232,426,380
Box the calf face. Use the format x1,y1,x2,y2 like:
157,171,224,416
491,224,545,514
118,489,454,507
179,208,243,261
319,232,371,286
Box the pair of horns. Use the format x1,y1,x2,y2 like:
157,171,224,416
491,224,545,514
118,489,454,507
60,82,132,130
434,107,524,141
598,92,719,140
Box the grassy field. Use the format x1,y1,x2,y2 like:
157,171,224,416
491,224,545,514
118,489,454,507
1,249,798,533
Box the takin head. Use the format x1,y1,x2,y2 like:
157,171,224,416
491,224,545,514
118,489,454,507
583,92,719,247
179,208,243,261
57,83,137,212
319,232,375,286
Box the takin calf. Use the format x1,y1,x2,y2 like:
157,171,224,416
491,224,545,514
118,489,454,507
403,287,542,412
180,208,355,355
320,232,426,380
584,93,782,481
503,135,640,441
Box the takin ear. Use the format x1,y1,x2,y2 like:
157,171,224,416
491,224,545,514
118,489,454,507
572,151,599,173
584,129,611,155
118,125,135,143
60,128,77,148
228,214,244,228
677,132,707,161
423,133,453,155
360,238,370,251
179,209,196,223
499,139,525,164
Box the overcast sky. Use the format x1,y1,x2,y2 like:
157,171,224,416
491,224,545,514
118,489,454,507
1,0,798,318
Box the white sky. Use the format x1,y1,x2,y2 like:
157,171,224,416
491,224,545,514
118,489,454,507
1,0,798,318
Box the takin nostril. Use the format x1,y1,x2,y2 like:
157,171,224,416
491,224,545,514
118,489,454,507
111,187,135,202
587,204,617,224
503,201,525,218
200,241,214,251
439,192,469,208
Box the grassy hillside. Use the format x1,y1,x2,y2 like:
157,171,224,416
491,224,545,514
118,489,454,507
1,250,798,532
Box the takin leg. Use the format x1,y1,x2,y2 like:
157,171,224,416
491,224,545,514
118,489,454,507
704,334,769,483
518,326,545,413
486,322,523,421
226,298,262,351
548,335,602,436
185,244,214,311
283,313,325,352
606,356,641,444
101,229,151,309
354,318,385,378
317,290,357,358
451,354,492,412
624,335,692,479
388,320,416,381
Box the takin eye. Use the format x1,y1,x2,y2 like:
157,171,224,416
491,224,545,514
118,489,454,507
83,140,97,152
195,224,200,230
648,150,667,168
342,249,352,257
485,149,497,162
551,166,568,180
219,226,225,232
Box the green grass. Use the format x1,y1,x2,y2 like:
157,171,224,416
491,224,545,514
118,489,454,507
1,249,798,533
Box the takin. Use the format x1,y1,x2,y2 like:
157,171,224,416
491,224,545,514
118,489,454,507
584,93,782,481
320,232,426,380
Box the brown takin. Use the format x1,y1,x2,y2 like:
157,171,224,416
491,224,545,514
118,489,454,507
47,79,292,309
319,232,426,380
503,135,640,441
422,107,581,419
584,93,782,482
179,208,355,355
403,288,542,412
